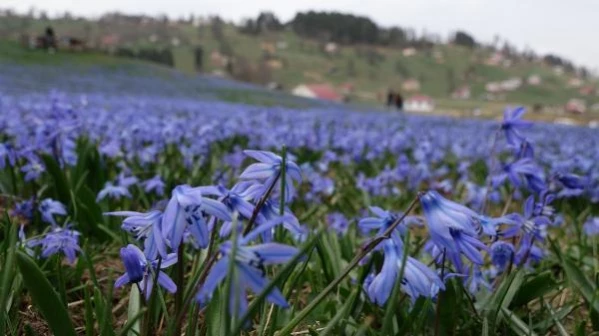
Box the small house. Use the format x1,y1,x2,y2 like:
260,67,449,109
405,95,435,113
452,86,471,100
565,98,586,114
402,79,421,92
292,84,342,102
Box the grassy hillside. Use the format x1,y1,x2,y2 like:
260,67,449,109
3,15,599,119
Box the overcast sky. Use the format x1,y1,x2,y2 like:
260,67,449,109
5,0,599,70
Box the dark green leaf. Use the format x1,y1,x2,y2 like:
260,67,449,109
40,154,71,204
16,251,77,336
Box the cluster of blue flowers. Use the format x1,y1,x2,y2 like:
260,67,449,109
3,85,598,318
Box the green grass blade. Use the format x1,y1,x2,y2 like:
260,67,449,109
15,251,77,336
500,307,538,336
0,220,17,336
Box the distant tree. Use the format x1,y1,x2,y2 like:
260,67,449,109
219,40,234,57
211,16,224,40
452,31,476,48
291,11,379,45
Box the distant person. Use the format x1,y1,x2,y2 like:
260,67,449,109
386,90,395,109
44,26,57,51
394,92,404,110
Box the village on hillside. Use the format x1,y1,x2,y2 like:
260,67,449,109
1,9,598,125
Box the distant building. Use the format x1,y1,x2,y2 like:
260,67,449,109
402,47,417,57
485,82,502,93
452,86,471,100
565,98,586,114
500,77,522,91
402,78,421,92
292,84,342,102
527,74,542,85
567,78,583,88
485,52,504,66
579,85,595,96
405,95,435,113
324,42,338,54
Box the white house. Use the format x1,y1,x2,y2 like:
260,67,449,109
291,84,342,102
565,98,586,114
405,95,435,113
527,74,542,85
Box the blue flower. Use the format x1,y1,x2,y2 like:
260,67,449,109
358,206,418,236
196,222,299,316
466,266,492,295
21,158,45,182
38,198,67,227
12,198,35,221
115,244,177,300
162,185,231,250
239,150,302,203
105,210,167,259
554,172,586,190
0,143,16,169
420,191,486,272
503,196,550,242
501,106,532,147
142,175,165,196
533,191,555,218
327,212,349,235
198,183,258,237
492,158,546,193
490,241,514,272
97,182,132,202
27,225,81,264
583,217,599,236
366,239,443,306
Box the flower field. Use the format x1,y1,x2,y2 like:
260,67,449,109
1,69,598,335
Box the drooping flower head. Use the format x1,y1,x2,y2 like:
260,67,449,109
420,191,486,272
196,221,299,317
490,241,515,272
115,244,177,300
501,106,532,147
239,150,302,203
27,225,81,264
366,238,444,306
162,185,231,251
105,210,167,259
39,198,67,227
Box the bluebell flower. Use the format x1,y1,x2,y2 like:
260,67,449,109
366,239,444,306
503,196,550,242
533,191,555,218
21,158,45,182
198,183,258,237
490,241,514,272
142,175,165,196
420,191,487,272
27,225,81,264
492,158,546,193
12,198,35,221
117,172,139,188
250,199,307,242
501,106,532,147
162,185,231,251
196,222,299,316
38,198,67,227
466,266,492,294
105,210,167,259
583,217,599,236
358,206,418,236
97,182,132,202
327,212,349,235
115,244,177,300
516,139,535,159
239,150,302,203
0,143,16,169
554,172,586,190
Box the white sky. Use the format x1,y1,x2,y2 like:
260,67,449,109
5,0,599,70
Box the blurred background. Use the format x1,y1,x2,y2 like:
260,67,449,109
1,0,598,126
